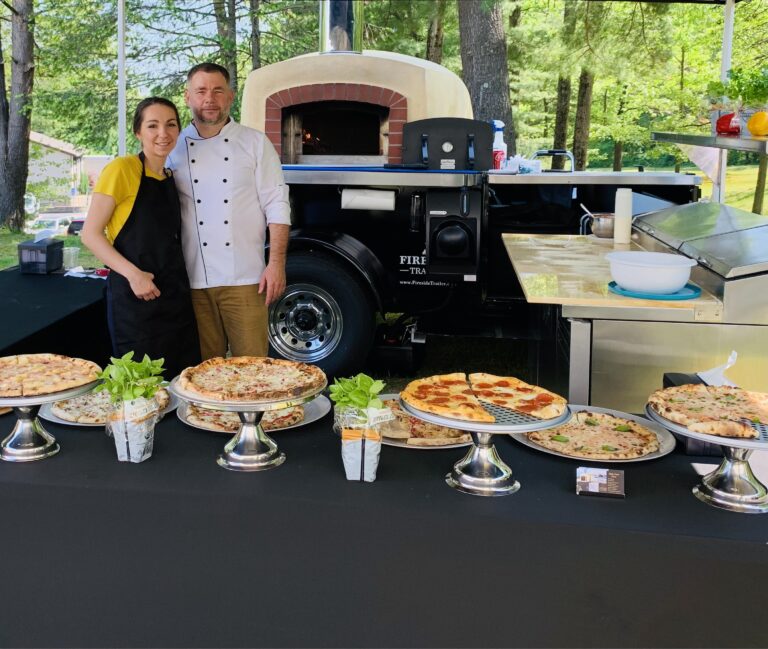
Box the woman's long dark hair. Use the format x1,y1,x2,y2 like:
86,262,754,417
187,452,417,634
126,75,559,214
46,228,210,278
132,97,181,134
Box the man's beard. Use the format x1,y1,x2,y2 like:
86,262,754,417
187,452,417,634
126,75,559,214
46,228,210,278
192,106,229,126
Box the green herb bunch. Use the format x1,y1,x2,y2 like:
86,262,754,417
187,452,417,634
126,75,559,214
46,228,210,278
328,373,385,411
96,351,166,403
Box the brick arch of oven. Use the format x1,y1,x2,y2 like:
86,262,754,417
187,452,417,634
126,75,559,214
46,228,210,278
264,84,407,164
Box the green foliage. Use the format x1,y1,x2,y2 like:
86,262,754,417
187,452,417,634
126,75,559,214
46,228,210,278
96,352,166,404
329,373,385,412
707,67,768,106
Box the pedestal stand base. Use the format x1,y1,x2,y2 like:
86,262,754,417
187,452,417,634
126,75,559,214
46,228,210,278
445,432,520,497
216,411,286,472
1,406,60,462
693,447,768,514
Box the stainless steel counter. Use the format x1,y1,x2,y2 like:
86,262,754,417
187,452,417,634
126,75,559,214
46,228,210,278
283,168,483,187
652,131,768,155
488,171,701,186
501,231,767,412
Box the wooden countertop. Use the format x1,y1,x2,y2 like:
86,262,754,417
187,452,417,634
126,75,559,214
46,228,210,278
501,234,723,322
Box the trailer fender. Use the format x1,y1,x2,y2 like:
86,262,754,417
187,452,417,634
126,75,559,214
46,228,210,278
282,229,389,313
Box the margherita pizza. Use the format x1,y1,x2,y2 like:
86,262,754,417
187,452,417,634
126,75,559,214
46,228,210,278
51,387,170,425
400,373,495,422
527,411,659,460
178,356,326,402
0,353,101,397
648,384,768,439
469,373,567,419
183,403,304,433
381,399,471,446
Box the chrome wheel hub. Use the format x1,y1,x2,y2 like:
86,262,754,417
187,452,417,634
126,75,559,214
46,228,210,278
268,284,343,362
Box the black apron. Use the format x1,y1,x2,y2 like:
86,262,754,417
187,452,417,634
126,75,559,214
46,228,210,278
106,153,200,378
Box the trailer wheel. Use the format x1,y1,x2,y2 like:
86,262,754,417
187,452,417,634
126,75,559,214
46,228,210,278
268,252,375,378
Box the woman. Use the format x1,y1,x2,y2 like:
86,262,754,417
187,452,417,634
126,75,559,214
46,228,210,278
83,97,200,378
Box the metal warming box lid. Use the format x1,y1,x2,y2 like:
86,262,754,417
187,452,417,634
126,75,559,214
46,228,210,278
634,202,768,279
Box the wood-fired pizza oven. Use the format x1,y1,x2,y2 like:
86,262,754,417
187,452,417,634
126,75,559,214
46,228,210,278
241,1,473,165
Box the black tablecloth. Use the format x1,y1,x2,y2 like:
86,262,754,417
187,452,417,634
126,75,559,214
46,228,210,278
1,409,766,648
1,267,110,362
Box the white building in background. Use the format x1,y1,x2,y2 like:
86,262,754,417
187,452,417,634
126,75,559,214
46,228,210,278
27,132,112,207
28,131,83,188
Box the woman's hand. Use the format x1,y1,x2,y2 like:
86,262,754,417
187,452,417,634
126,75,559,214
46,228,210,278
128,270,161,300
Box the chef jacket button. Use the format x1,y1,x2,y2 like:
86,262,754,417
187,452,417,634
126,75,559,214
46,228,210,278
223,179,227,183
199,221,203,225
190,142,194,146
193,179,198,183
224,138,229,142
224,199,229,203
224,220,229,224
225,242,230,246
224,157,229,161
196,199,201,203
191,159,196,163
203,242,208,246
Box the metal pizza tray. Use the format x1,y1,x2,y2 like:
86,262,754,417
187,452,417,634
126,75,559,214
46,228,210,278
38,392,180,428
645,405,768,451
0,379,100,408
399,397,571,434
177,395,331,433
168,376,327,412
512,405,676,463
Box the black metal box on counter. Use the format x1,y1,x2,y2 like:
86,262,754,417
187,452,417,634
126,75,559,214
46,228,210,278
18,238,63,274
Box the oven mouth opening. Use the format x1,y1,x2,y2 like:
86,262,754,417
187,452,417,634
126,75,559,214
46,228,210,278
282,100,389,165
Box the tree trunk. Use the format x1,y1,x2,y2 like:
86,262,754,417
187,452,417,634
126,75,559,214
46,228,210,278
212,0,238,95
613,141,623,171
679,45,685,115
0,0,35,232
551,75,571,170
458,0,516,155
250,0,261,71
572,67,594,171
507,1,522,109
753,154,767,215
425,0,446,64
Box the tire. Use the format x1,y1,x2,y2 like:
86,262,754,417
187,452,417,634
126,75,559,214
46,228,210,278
268,252,376,378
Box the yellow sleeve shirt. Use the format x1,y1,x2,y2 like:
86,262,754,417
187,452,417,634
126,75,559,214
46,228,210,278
93,155,168,243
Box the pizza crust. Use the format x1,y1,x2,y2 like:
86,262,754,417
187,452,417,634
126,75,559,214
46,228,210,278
184,403,305,433
528,411,659,460
381,399,471,446
469,373,567,419
401,373,495,423
179,356,326,402
0,353,101,397
648,384,767,439
51,387,171,425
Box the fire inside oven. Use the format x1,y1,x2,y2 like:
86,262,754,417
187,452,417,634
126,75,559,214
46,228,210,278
282,101,389,164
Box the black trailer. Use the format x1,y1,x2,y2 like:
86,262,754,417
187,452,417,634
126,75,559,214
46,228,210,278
269,167,700,376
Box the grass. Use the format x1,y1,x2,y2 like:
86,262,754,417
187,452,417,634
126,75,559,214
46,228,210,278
0,227,101,270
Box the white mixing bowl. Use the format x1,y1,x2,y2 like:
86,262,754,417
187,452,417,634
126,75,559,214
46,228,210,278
605,251,697,294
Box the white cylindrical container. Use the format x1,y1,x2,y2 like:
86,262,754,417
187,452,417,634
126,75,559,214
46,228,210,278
613,188,633,244
492,120,507,170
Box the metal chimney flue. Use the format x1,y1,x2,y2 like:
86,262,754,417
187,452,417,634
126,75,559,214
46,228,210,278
319,0,363,53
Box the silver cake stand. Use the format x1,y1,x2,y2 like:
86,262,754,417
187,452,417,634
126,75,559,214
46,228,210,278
646,405,768,514
0,380,99,462
170,377,326,472
401,399,571,496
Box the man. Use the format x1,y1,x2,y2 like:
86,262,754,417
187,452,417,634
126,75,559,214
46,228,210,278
168,62,291,360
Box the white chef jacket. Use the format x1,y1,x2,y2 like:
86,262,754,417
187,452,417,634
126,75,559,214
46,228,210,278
167,120,291,289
